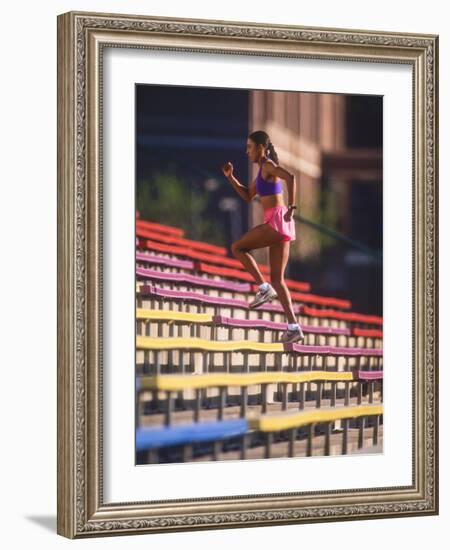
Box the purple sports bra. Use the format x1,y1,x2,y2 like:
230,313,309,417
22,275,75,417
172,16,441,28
256,160,283,196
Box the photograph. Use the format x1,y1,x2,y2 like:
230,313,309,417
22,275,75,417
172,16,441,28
134,85,383,465
56,10,438,538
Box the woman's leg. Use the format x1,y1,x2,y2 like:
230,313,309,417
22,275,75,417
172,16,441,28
269,241,297,324
231,223,285,285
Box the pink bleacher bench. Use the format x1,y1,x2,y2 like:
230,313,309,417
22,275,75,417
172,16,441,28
212,314,351,335
356,370,383,380
136,266,251,292
136,251,193,270
138,284,301,315
283,342,383,357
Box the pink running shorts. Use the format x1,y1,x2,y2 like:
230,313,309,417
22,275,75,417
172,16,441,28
263,205,296,242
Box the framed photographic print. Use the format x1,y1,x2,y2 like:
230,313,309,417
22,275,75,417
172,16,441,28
57,10,439,538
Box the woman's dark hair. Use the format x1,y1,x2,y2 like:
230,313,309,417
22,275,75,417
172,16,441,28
248,130,279,164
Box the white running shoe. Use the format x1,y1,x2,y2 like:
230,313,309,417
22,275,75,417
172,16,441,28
248,284,278,309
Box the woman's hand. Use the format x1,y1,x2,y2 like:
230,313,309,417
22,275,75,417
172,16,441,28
284,208,293,222
222,162,234,178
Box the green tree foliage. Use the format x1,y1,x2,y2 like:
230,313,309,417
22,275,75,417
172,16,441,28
137,170,227,245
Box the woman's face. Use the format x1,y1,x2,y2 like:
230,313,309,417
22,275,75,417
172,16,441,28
246,139,262,162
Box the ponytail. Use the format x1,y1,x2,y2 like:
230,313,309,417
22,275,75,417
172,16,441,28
266,140,279,164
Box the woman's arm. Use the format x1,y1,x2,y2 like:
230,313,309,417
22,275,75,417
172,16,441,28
248,178,257,201
264,162,296,205
227,173,251,202
222,162,253,203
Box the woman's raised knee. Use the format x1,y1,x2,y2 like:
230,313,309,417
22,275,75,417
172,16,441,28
231,241,250,256
231,241,243,257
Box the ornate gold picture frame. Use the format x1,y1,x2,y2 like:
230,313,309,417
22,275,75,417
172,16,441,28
57,10,439,538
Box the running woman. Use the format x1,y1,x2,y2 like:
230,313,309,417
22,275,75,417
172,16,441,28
221,130,305,343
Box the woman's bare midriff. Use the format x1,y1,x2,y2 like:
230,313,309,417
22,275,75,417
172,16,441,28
261,194,285,212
